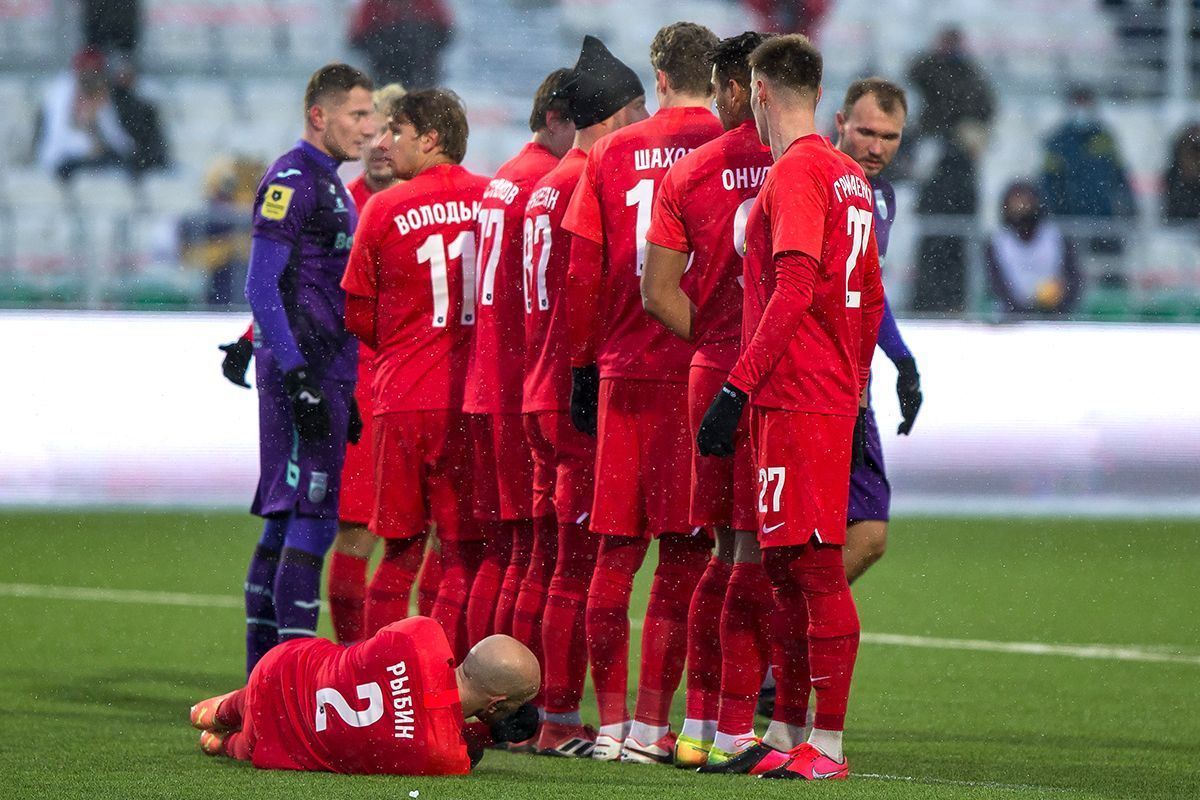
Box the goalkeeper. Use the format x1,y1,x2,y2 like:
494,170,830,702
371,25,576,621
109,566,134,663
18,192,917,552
190,617,540,775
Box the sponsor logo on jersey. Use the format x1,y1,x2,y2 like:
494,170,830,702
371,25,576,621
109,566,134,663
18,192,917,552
261,184,295,221
275,168,302,179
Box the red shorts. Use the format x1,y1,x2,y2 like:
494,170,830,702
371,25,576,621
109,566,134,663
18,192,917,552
373,410,479,541
525,410,596,524
470,413,534,522
688,365,756,531
751,407,854,548
592,378,692,538
337,382,376,526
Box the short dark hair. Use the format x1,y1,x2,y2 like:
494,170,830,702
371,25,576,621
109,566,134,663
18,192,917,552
304,63,373,111
748,34,822,94
394,89,470,164
650,22,719,97
707,31,773,90
529,68,573,132
842,77,908,118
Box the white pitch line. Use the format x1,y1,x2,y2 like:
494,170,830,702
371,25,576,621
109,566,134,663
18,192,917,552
859,632,1200,666
0,582,243,609
3,581,1199,668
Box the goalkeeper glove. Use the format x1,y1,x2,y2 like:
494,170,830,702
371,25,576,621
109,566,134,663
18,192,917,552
218,336,253,388
347,397,363,445
894,357,922,435
569,365,600,437
697,382,747,457
283,367,329,443
488,703,539,744
851,407,868,469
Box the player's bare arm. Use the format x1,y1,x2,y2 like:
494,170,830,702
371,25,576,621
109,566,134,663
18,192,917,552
641,242,696,340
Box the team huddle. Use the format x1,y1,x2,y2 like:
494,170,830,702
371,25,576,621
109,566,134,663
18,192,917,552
195,22,925,782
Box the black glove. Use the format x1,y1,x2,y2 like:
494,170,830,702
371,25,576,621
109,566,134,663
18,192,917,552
218,336,253,388
347,397,363,445
282,366,330,443
894,357,922,435
697,382,747,457
569,364,600,437
488,703,539,744
851,407,868,469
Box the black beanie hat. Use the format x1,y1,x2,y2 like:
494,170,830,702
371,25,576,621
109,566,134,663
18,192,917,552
556,35,644,128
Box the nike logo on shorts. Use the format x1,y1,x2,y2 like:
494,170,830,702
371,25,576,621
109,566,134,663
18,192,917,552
763,522,786,534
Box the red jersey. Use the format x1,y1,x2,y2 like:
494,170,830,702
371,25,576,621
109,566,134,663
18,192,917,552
249,617,472,775
729,134,884,416
522,147,586,413
563,106,723,382
346,174,380,410
342,164,489,414
463,142,560,414
645,119,773,372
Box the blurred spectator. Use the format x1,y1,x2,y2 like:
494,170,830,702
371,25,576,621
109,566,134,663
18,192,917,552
349,0,453,89
907,26,994,147
986,181,1081,316
36,47,134,181
1163,123,1200,222
1040,85,1135,284
1041,86,1135,222
81,0,141,57
744,0,830,36
178,157,263,308
110,55,169,176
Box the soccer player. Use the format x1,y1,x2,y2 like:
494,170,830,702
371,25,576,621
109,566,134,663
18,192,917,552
242,63,376,676
321,82,408,645
341,89,490,661
695,35,884,779
190,617,540,775
521,36,647,757
463,68,575,653
832,78,924,584
563,21,723,763
640,31,774,768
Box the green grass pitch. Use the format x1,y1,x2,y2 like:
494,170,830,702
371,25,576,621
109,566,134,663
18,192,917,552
1,511,1198,799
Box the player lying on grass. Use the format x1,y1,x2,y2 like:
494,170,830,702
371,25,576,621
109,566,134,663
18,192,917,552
190,617,540,776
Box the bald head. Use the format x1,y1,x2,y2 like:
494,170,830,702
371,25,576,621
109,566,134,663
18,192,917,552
457,635,540,720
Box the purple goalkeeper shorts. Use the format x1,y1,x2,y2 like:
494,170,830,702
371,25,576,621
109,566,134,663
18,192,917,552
848,407,890,523
250,353,353,520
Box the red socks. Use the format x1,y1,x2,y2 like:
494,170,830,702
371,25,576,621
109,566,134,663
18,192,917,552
465,521,510,646
416,546,441,618
585,535,649,726
327,551,369,645
364,537,424,636
495,520,534,636
684,556,732,724
432,539,486,661
512,514,558,705
542,517,598,714
716,562,773,736
633,535,712,727
763,543,860,731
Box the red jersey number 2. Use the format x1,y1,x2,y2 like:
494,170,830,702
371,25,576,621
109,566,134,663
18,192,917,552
844,207,872,309
315,683,385,732
417,231,478,328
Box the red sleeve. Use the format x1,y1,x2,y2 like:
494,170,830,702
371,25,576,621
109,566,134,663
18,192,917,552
566,235,604,366
243,322,254,342
645,165,689,253
857,231,884,393
341,204,381,300
727,251,818,395
562,150,604,244
345,293,378,350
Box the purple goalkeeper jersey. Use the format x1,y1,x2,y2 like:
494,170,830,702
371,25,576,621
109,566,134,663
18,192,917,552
871,175,897,260
251,140,359,381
